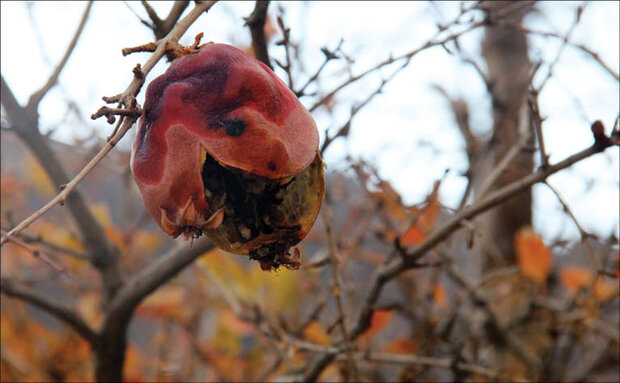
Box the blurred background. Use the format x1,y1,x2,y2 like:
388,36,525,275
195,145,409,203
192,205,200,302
1,1,618,382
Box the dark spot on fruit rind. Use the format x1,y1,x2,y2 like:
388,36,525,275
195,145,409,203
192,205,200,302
223,119,245,137
267,161,276,171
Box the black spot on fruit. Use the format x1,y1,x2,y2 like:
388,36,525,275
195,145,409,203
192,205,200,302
267,161,276,171
223,119,245,137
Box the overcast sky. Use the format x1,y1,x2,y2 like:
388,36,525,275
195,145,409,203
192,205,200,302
1,1,618,241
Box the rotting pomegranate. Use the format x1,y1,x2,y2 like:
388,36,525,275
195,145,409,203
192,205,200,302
130,43,325,270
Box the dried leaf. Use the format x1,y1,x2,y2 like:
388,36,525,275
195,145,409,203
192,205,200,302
360,310,393,342
515,228,552,284
559,267,618,302
560,267,592,291
401,225,425,246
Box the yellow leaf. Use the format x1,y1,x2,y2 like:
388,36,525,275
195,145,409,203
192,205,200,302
515,228,552,284
24,156,55,197
303,321,330,346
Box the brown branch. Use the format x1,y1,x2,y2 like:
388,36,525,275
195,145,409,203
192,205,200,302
1,74,123,304
475,129,531,200
295,40,343,98
274,12,295,90
405,137,617,262
536,3,586,92
528,91,550,169
90,105,143,124
308,15,485,113
492,20,619,81
445,264,542,371
1,229,68,275
0,278,98,345
0,227,89,260
96,238,213,381
0,0,218,251
27,1,93,111
245,0,272,70
121,42,158,56
348,352,523,383
321,207,358,380
320,66,402,155
302,132,618,381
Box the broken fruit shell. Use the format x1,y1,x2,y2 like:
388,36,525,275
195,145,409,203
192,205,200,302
130,43,324,269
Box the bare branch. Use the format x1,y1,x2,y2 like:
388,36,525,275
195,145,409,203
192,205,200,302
1,229,68,275
245,1,272,69
302,130,618,381
0,278,98,345
0,1,218,250
27,1,93,111
102,238,213,341
321,206,358,380
0,227,89,260
2,74,123,303
308,14,485,113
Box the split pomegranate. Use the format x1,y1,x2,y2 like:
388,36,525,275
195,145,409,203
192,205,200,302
130,43,325,270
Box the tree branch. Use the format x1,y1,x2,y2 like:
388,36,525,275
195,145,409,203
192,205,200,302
301,133,618,381
103,238,214,331
245,1,272,69
2,76,123,303
94,238,213,381
0,1,218,252
0,278,98,345
27,1,93,111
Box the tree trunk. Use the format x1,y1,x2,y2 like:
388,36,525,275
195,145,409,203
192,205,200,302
475,1,534,268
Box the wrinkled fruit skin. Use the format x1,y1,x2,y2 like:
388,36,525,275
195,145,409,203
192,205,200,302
130,43,325,270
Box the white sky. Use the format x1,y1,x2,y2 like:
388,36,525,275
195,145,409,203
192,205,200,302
1,1,618,242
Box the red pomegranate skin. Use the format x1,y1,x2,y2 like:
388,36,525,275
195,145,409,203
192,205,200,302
131,43,320,241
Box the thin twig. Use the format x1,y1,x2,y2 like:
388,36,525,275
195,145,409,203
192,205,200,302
492,20,619,81
0,1,218,248
308,15,485,113
302,133,618,381
0,278,98,344
0,227,88,259
27,1,94,110
529,91,550,169
321,207,358,381
475,129,531,200
1,229,68,275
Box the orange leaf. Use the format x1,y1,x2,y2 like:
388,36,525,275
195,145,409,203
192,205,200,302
360,310,393,342
593,278,618,302
303,321,330,346
433,283,447,307
560,267,592,291
515,228,552,284
385,339,418,354
401,225,425,246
